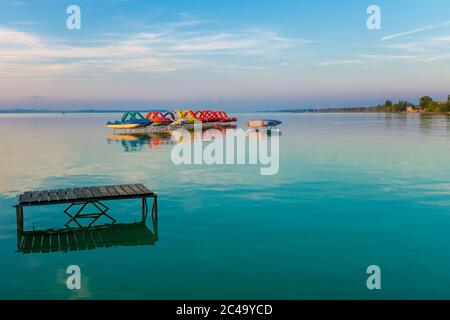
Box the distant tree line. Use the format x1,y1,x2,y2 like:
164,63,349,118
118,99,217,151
419,95,450,112
375,100,414,113
275,95,450,113
360,95,450,113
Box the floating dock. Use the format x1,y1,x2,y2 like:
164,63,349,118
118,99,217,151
109,121,237,134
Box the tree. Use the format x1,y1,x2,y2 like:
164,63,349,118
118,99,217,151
419,96,433,110
385,100,393,107
427,101,440,112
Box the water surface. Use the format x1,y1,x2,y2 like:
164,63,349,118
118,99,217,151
1,112,450,299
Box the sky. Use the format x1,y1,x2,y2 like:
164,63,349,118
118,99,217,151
0,0,450,111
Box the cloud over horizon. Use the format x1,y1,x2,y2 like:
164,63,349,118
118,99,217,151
0,0,450,109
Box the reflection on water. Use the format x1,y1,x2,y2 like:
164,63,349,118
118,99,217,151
419,114,433,135
3,113,450,298
380,113,450,137
106,125,239,152
17,201,158,254
107,132,173,152
17,222,158,254
418,114,450,136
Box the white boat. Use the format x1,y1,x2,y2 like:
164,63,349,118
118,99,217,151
246,119,282,128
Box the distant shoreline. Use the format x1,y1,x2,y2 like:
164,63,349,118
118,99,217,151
0,108,449,115
265,109,450,115
0,109,158,114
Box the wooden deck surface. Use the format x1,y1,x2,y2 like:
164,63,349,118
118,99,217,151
16,184,154,207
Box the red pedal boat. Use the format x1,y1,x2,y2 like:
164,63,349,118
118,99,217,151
145,111,173,126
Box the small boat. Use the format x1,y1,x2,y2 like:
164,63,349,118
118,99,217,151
145,111,173,126
194,110,211,122
246,119,282,128
164,111,186,126
169,119,187,126
170,110,197,124
216,111,237,122
181,109,201,123
106,112,152,129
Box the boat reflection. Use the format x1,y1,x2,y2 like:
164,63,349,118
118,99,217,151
107,132,173,152
17,218,158,254
246,128,282,138
107,125,238,152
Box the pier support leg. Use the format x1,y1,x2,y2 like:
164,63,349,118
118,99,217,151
15,206,24,252
151,195,158,240
142,197,148,222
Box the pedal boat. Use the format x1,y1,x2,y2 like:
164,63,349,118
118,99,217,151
106,112,152,129
145,111,173,126
164,111,187,126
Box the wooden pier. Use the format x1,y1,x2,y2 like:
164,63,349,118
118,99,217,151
14,184,157,251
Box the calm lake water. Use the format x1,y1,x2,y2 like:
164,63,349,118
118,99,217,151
1,112,450,299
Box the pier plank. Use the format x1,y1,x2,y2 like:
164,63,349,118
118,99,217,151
65,189,76,201
30,191,40,204
136,184,153,195
98,186,111,197
107,186,121,196
82,187,94,199
56,189,67,202
121,185,136,195
90,187,102,198
128,184,146,195
73,188,85,200
113,185,128,196
48,190,58,202
20,192,32,205
39,191,49,203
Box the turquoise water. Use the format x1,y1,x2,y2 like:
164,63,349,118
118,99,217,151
1,112,450,299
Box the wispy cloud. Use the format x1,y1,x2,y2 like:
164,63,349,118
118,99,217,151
0,27,40,45
377,33,450,63
360,53,450,63
7,21,42,26
0,19,309,78
172,31,299,53
382,20,450,41
315,60,362,66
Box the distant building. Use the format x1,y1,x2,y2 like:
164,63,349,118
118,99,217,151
406,106,420,113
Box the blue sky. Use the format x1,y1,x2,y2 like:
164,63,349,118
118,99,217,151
0,0,450,110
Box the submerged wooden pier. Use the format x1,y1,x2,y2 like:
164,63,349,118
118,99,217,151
14,184,158,251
